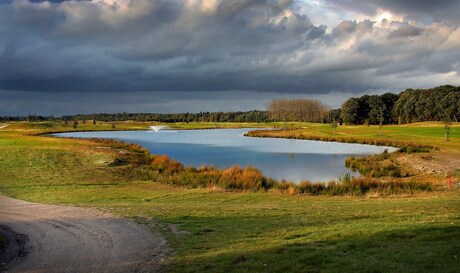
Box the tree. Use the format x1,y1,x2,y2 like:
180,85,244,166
112,123,116,129
381,93,399,124
341,98,360,125
328,109,342,124
444,122,451,141
93,119,96,125
357,95,371,124
443,117,452,141
441,90,459,122
368,95,385,125
267,99,330,123
393,89,417,124
378,112,384,136
73,120,78,129
330,118,338,136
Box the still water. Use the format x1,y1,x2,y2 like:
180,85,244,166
54,128,396,182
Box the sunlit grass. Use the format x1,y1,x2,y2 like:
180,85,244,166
0,121,459,272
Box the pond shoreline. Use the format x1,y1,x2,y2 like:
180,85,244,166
51,128,396,183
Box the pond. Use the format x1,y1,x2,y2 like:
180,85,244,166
54,128,397,182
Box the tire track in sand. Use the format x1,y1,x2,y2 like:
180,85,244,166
0,195,167,273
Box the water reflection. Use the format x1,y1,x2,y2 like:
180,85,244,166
54,129,396,182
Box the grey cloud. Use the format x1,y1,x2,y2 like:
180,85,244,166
389,25,423,39
0,0,330,93
357,20,374,33
331,19,374,38
332,20,357,36
306,24,327,39
0,0,459,115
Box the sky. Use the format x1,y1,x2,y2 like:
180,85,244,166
1,0,460,115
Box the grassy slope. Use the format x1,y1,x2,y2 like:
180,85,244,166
0,122,459,272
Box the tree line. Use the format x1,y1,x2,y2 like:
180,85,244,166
340,85,460,125
2,85,458,125
0,110,269,123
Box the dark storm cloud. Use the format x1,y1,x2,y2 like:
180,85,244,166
0,0,332,93
0,0,459,115
0,88,378,116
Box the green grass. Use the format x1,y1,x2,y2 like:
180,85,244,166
243,122,459,146
0,122,459,272
9,120,151,134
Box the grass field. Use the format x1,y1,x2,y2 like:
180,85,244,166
0,121,459,272
245,121,459,150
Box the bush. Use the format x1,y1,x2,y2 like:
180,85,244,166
150,155,184,175
274,180,297,194
345,153,403,178
298,180,326,195
219,166,268,191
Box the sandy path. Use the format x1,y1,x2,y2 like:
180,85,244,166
0,195,167,273
0,124,9,129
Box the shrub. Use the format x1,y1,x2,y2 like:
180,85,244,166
219,165,267,191
220,165,243,190
274,180,297,194
298,180,326,195
345,153,403,178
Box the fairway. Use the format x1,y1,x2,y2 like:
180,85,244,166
3,2,460,271
0,122,459,272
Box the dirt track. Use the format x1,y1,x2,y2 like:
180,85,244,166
0,195,167,273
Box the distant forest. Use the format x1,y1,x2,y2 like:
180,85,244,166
1,110,269,123
1,85,459,125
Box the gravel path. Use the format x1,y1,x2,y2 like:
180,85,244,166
0,195,167,273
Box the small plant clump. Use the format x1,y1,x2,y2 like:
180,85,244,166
345,150,404,178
